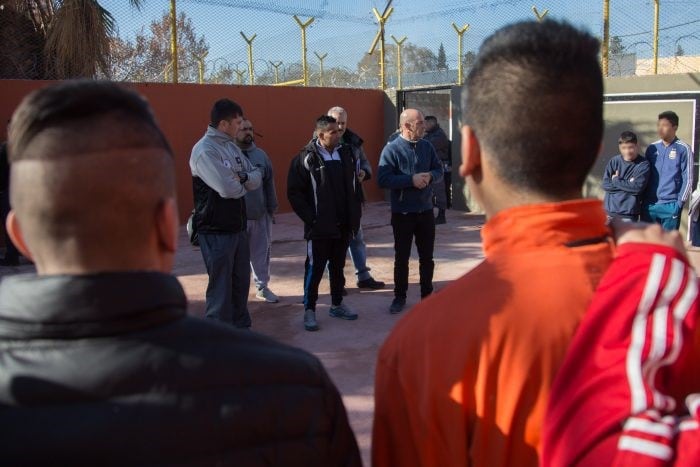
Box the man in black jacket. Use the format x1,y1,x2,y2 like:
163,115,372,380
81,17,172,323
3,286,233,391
288,115,362,332
0,81,361,466
327,106,385,290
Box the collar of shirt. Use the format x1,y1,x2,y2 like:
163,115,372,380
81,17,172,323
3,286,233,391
315,139,341,161
481,199,608,257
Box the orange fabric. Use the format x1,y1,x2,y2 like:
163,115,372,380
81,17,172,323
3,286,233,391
372,199,615,467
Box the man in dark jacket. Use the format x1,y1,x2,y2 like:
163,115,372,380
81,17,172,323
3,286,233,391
288,115,362,332
602,131,650,222
378,108,443,314
423,115,452,224
327,106,385,290
0,81,361,466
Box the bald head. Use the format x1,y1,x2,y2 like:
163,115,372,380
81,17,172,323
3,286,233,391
399,109,425,141
8,81,178,274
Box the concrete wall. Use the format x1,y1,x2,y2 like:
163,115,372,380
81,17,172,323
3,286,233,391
0,80,387,222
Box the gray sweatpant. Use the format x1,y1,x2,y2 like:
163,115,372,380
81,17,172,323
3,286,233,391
247,214,272,290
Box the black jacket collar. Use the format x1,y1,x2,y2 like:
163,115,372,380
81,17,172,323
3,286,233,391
0,272,187,339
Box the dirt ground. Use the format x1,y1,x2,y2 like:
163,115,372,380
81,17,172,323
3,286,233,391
4,201,700,465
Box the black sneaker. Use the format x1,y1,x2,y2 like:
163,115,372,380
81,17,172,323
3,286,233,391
435,214,446,225
357,277,386,289
389,297,406,314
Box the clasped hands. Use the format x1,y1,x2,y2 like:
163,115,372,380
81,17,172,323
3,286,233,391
412,172,432,189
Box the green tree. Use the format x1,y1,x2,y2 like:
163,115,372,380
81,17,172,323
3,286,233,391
437,43,448,70
1,0,143,79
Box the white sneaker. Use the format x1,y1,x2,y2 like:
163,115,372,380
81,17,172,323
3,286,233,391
256,286,279,303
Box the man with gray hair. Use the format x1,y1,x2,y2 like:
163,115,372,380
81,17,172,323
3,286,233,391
327,106,385,291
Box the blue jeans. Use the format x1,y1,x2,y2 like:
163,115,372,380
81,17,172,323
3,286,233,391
348,226,371,281
642,201,681,231
199,231,252,328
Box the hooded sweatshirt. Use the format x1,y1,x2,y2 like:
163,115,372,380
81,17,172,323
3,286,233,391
190,126,261,233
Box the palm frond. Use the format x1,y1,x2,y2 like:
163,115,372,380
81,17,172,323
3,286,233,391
44,0,114,78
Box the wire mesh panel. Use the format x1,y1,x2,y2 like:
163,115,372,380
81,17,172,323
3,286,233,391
1,1,698,87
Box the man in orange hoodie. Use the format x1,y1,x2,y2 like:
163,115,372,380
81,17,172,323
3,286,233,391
372,20,613,466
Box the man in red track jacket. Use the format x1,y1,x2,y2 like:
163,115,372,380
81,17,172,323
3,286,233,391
542,223,700,466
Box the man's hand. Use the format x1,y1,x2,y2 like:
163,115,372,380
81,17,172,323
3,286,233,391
611,219,687,258
412,173,428,189
358,169,366,182
612,170,619,180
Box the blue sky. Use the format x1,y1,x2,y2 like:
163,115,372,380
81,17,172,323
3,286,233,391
100,0,699,74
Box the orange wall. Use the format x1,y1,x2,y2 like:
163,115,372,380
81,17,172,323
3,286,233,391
0,80,387,223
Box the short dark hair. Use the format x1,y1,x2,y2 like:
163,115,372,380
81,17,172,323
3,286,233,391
425,116,438,123
8,80,175,260
618,131,637,145
9,80,171,161
463,20,603,197
210,99,243,127
658,111,679,127
315,115,337,133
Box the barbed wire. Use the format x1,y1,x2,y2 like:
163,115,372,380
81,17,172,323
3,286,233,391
1,1,698,86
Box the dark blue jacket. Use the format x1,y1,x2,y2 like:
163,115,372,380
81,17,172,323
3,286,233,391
602,154,650,216
643,138,694,209
377,136,443,213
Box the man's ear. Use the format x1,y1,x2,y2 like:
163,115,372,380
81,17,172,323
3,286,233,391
459,125,482,178
155,198,178,255
6,211,32,260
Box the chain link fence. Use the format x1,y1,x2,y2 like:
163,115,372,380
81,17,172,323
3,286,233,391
1,1,698,87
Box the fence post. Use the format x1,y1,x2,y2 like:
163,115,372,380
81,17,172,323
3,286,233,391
169,0,178,83
368,5,395,90
391,35,407,89
653,0,660,74
602,0,610,77
240,32,257,85
314,52,327,86
452,23,470,85
532,5,549,22
293,15,315,86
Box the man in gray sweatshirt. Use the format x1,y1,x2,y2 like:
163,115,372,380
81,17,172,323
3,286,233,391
235,119,279,303
190,99,261,328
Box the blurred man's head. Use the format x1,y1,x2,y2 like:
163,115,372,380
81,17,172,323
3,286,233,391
211,99,244,139
657,110,679,143
235,119,255,148
327,106,347,138
315,115,340,150
460,20,603,215
399,109,426,141
8,80,177,275
424,116,438,132
618,131,639,161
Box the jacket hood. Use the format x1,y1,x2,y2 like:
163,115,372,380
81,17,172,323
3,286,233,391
205,125,235,144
